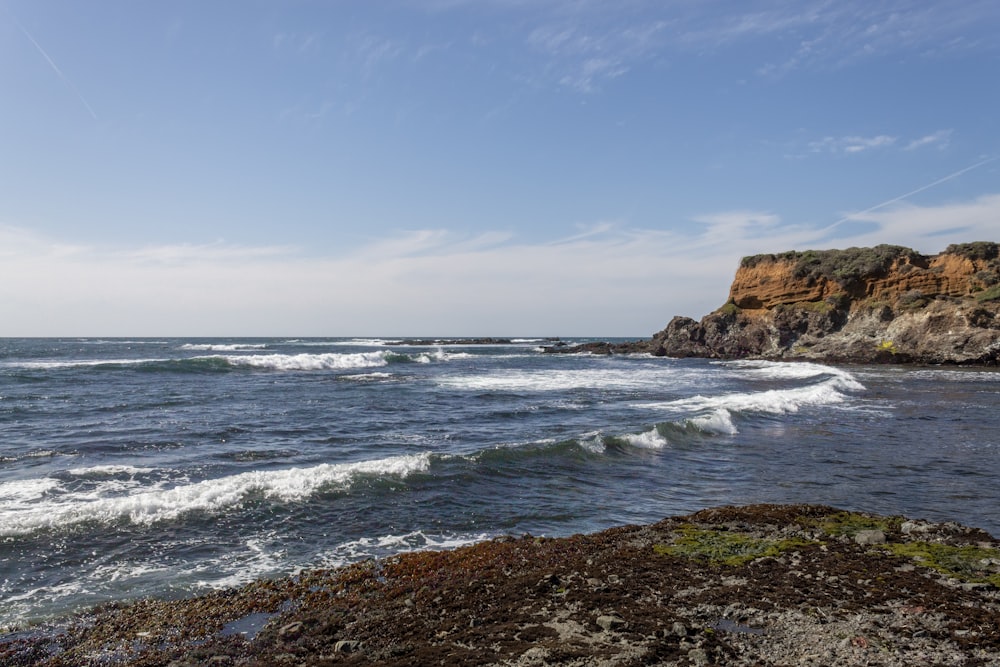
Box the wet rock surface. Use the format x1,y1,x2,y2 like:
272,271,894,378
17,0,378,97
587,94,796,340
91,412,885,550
3,504,999,666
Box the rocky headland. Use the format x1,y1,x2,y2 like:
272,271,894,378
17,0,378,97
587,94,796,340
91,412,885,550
3,504,999,666
547,242,1000,364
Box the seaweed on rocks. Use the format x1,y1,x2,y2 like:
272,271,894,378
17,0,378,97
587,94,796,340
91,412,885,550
2,504,999,666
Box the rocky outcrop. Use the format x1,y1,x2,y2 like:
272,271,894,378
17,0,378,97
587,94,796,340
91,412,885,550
543,242,1000,364
650,243,1000,364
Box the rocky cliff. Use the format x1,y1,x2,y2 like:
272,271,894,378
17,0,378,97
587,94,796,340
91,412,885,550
650,242,1000,364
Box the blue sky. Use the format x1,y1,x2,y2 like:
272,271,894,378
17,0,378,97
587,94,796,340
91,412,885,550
2,0,998,336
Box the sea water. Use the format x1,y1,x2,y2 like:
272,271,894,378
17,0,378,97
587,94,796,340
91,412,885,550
1,337,997,629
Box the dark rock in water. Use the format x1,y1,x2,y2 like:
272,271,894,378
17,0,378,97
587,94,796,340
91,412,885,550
546,243,1000,364
391,337,513,346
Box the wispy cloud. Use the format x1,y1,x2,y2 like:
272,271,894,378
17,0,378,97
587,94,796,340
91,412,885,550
905,129,953,151
349,32,405,79
808,135,898,154
525,20,669,92
4,183,1000,337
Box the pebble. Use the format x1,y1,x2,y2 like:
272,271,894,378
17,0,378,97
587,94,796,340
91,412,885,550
687,647,710,666
335,640,361,653
671,621,688,637
278,621,303,640
855,530,886,545
596,614,626,631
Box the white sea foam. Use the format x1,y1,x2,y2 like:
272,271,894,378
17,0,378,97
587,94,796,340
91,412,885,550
317,530,492,569
726,360,864,387
0,453,431,536
3,358,166,370
688,409,739,435
436,366,692,392
220,351,392,371
180,343,268,351
194,534,287,589
67,465,155,476
578,431,607,453
645,382,854,417
340,372,395,382
621,428,669,449
0,478,60,504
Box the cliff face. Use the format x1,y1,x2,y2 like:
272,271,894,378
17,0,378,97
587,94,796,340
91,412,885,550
652,243,1000,364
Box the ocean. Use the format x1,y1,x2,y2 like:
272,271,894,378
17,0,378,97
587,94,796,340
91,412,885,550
1,337,998,630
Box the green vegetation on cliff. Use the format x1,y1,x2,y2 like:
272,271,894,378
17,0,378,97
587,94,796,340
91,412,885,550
740,245,922,287
946,241,1000,261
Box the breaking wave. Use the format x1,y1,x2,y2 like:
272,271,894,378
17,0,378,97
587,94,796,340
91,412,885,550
0,453,431,536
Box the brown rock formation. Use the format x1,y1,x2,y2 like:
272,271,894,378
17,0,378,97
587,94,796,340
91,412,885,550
650,242,1000,364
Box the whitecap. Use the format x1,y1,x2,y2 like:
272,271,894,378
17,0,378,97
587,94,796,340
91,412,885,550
726,360,865,389
219,351,391,371
687,409,739,435
621,428,669,449
67,465,155,476
180,343,268,351
0,453,431,536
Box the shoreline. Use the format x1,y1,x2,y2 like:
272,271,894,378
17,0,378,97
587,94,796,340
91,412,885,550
4,504,999,666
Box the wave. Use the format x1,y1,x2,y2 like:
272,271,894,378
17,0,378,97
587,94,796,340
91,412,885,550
179,343,268,351
436,365,697,392
218,350,472,370
66,465,155,477
220,351,394,371
1,350,442,374
724,360,864,385
0,453,431,537
316,530,494,569
638,365,863,417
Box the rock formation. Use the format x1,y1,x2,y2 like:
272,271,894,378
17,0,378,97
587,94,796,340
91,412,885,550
546,242,1000,364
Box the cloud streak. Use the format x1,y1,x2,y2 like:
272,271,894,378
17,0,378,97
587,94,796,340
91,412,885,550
823,157,998,232
11,12,98,120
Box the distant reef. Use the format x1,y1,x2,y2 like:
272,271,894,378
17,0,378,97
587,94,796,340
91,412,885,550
546,242,1000,364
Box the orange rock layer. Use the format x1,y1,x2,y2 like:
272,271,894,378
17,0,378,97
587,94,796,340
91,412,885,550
729,251,994,312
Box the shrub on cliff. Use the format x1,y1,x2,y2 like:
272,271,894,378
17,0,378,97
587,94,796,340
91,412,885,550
946,241,999,261
741,245,923,287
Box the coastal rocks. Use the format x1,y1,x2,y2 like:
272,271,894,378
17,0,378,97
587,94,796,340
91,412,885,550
572,242,1000,364
713,243,1000,363
6,504,1000,666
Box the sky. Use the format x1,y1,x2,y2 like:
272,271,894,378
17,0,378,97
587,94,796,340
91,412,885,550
1,0,998,337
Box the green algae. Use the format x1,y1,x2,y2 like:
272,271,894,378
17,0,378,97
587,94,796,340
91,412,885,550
804,511,902,538
654,526,809,566
884,542,1000,586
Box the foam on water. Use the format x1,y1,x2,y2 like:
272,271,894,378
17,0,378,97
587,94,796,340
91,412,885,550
219,351,393,371
0,453,431,536
688,409,739,435
3,358,167,370
620,428,669,449
317,530,493,569
436,365,695,392
192,534,288,590
67,465,155,476
638,369,863,417
726,360,865,387
0,478,60,504
180,343,268,351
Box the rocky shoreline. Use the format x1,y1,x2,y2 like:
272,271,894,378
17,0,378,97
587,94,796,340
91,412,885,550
3,504,998,666
545,243,1000,365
